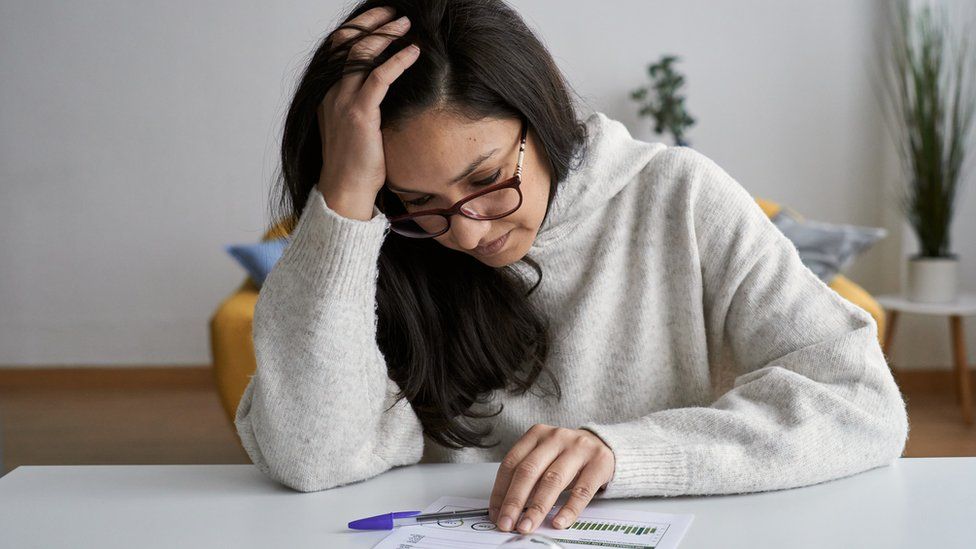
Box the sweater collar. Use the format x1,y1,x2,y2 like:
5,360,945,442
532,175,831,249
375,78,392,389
529,111,669,250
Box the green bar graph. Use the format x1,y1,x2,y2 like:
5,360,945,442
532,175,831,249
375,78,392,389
566,520,659,536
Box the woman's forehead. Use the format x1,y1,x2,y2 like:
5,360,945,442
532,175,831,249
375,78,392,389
383,112,517,190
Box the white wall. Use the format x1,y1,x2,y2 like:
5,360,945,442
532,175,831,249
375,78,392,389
1,0,973,368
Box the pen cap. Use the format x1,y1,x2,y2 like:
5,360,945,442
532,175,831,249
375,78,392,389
348,511,422,530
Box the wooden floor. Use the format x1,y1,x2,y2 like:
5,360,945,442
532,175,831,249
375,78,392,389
0,367,250,476
0,367,974,477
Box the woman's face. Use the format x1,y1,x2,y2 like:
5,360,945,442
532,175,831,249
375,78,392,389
381,109,552,267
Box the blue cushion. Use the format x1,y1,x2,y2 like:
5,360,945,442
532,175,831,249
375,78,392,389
225,237,290,287
770,208,887,283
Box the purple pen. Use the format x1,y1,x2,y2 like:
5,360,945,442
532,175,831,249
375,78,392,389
348,507,494,530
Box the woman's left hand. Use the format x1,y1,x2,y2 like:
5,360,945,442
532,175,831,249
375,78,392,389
488,423,616,534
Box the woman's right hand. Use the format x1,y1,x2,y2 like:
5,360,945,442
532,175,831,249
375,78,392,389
316,6,421,221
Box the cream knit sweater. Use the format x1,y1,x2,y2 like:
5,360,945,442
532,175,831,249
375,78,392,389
235,111,909,498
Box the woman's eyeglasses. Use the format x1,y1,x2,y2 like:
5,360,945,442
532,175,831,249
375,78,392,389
383,116,528,239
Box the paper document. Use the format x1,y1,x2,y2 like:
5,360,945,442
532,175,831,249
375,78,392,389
372,495,694,549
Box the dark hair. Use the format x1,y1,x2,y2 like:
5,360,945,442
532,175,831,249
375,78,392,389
269,0,589,450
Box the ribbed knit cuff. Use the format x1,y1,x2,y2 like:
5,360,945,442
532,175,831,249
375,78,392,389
275,186,390,296
579,421,689,499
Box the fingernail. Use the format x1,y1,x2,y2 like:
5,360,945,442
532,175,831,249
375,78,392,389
498,516,513,531
518,517,533,532
552,516,566,528
394,15,409,25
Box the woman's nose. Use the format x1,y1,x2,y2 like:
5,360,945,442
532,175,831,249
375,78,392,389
448,215,492,251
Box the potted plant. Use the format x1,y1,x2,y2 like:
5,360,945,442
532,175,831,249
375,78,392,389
631,54,696,147
876,0,975,303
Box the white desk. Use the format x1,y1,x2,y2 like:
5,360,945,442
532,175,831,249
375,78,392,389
0,458,973,548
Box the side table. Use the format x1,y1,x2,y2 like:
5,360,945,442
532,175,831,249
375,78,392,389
876,293,976,424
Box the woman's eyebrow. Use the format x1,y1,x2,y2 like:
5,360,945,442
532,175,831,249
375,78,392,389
386,148,500,194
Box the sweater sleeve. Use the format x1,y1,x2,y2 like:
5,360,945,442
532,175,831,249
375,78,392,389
579,148,909,499
234,185,425,492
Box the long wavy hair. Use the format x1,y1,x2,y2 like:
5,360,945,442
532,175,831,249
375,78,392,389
270,0,590,450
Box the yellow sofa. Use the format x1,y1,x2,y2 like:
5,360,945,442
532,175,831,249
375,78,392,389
209,217,294,426
209,198,886,424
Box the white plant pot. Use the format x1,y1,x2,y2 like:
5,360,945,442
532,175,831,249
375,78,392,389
907,256,959,303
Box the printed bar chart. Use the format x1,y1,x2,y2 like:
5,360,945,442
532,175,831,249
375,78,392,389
568,520,658,535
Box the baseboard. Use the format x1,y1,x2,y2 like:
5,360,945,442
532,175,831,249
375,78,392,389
0,365,214,390
892,368,976,393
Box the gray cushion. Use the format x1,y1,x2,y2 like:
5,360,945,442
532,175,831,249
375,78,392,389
770,208,887,283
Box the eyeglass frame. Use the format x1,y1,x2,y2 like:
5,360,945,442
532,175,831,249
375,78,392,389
383,115,529,239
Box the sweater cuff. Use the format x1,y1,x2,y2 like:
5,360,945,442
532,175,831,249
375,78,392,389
276,186,390,295
579,421,689,499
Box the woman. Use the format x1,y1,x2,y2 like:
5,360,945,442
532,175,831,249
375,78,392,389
234,0,909,536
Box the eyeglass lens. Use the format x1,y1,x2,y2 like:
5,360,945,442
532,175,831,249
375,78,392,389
390,185,521,238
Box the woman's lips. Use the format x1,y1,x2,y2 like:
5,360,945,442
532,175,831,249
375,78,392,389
475,230,510,256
